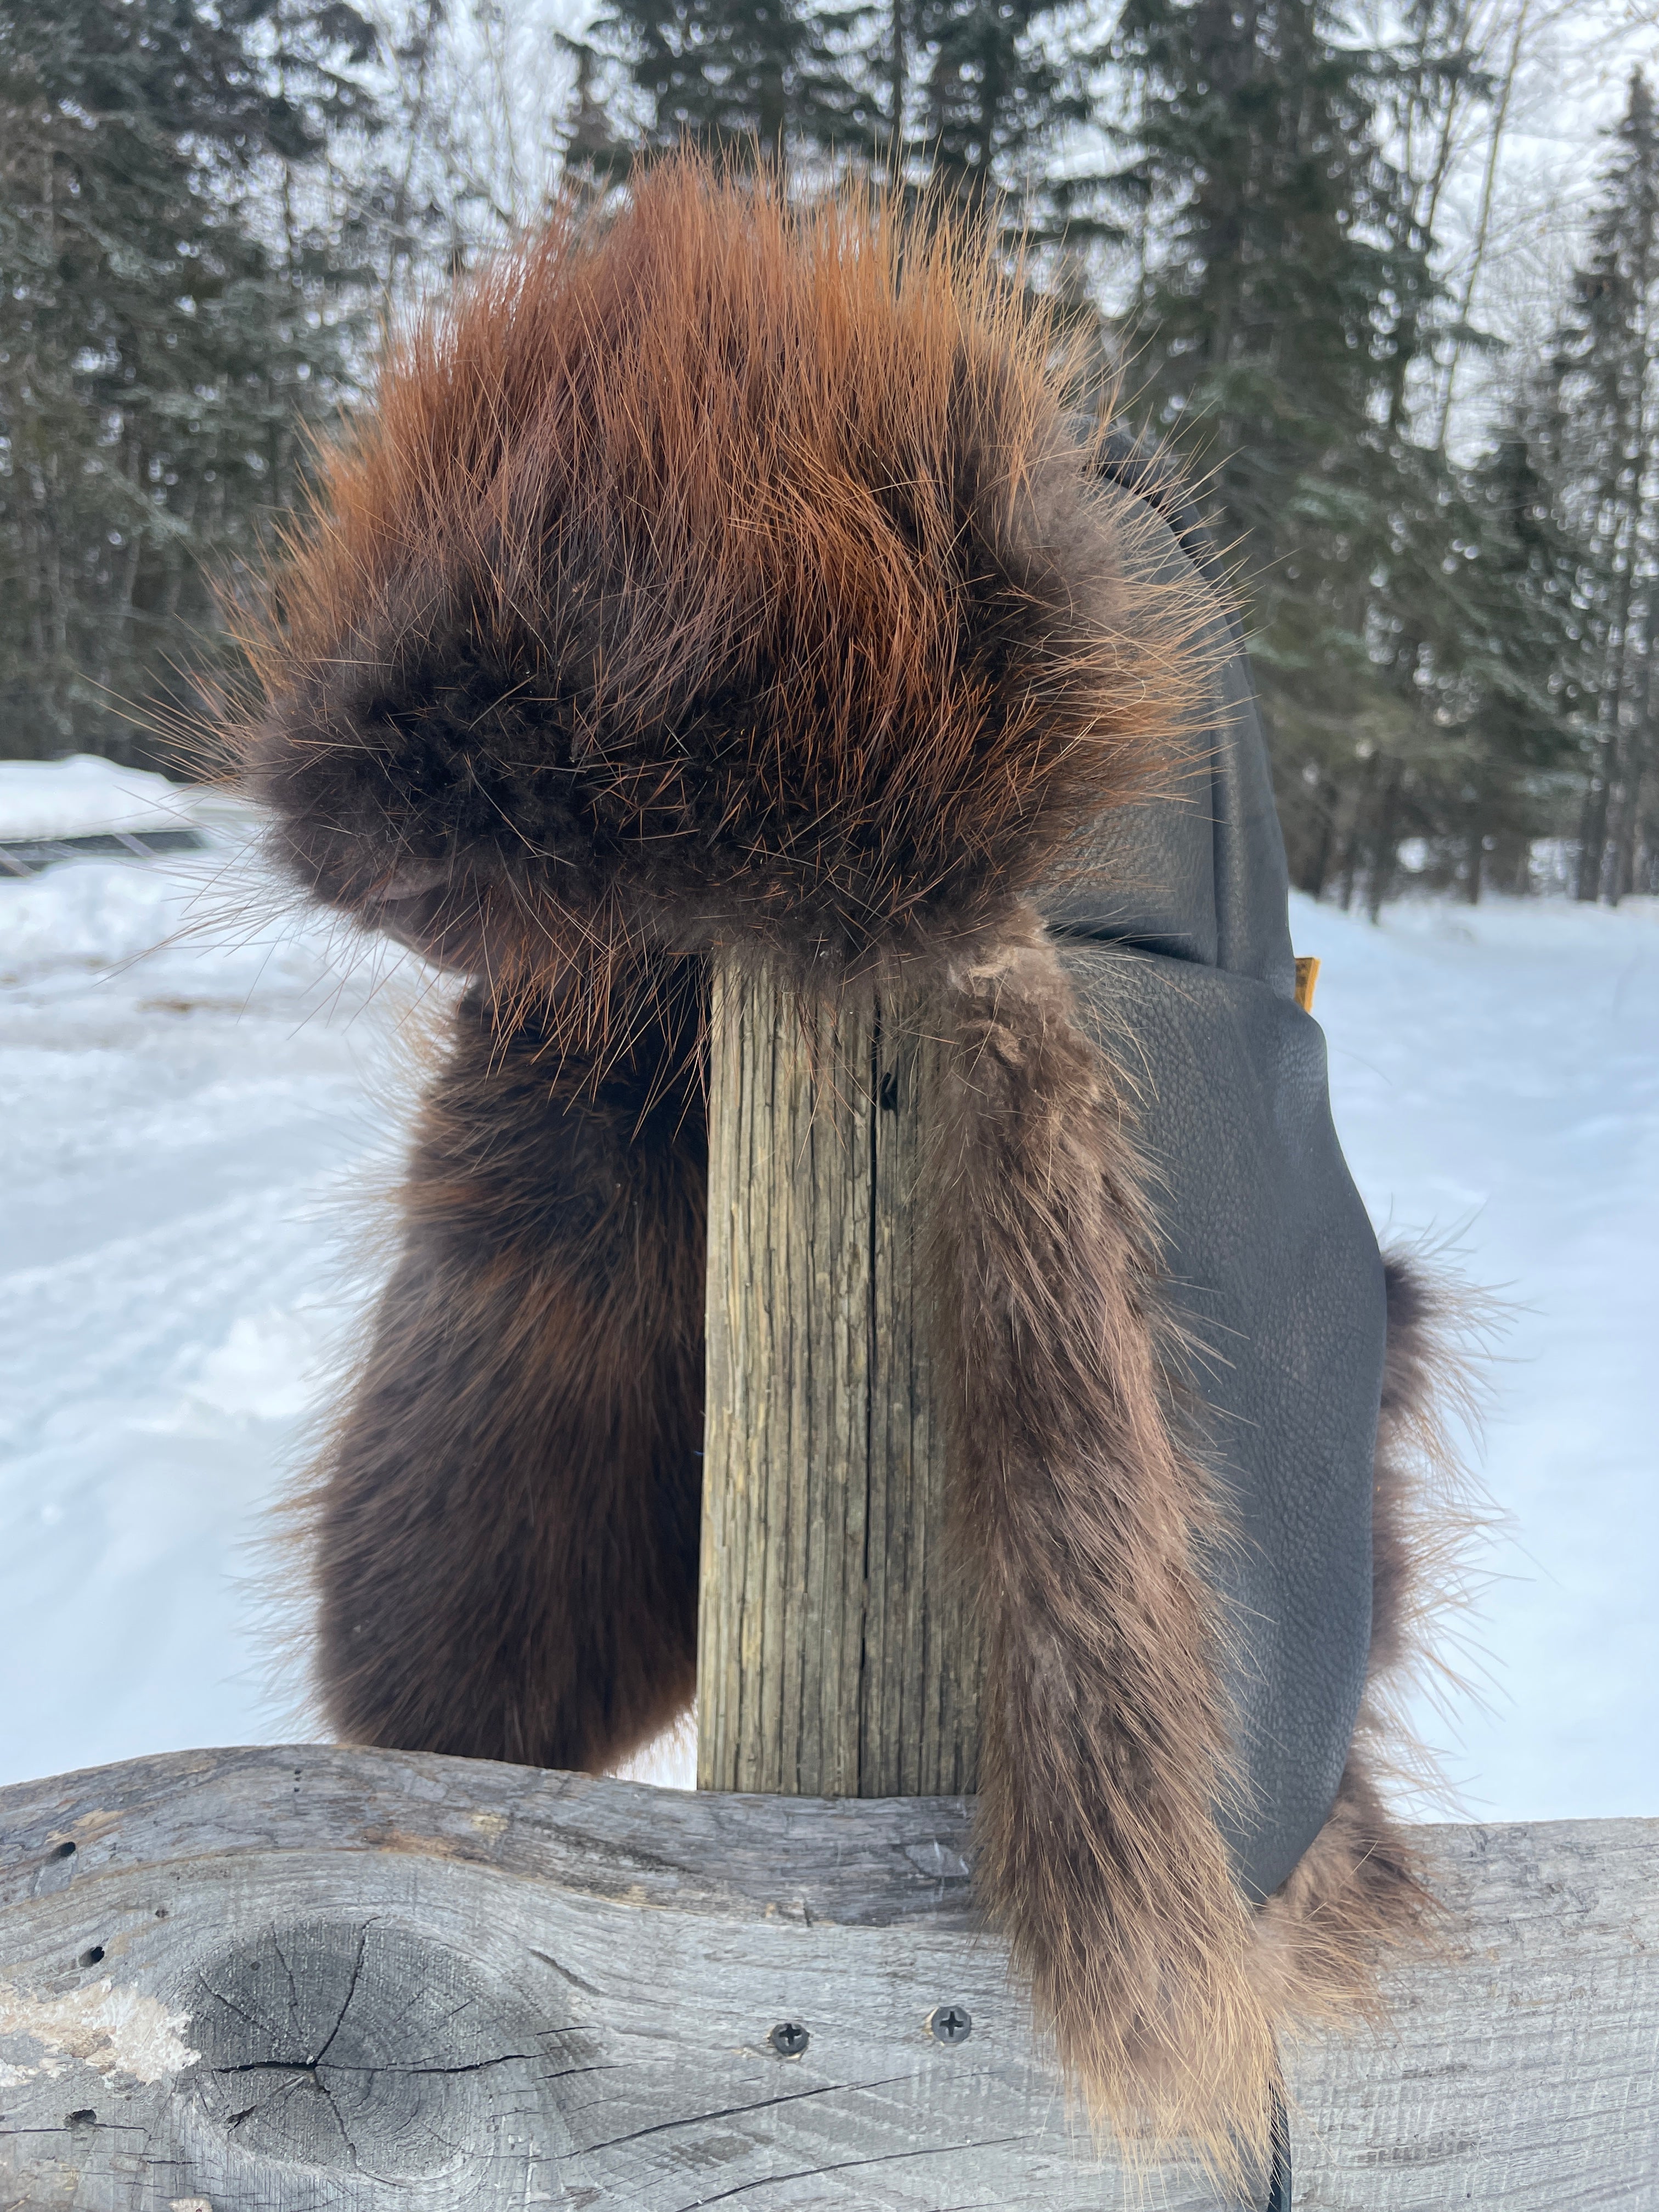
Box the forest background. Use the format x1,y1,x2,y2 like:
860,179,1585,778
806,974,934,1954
4,0,1659,910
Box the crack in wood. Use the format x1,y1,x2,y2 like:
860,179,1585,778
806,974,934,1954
576,2069,926,2157
667,2130,1037,2210
210,2055,541,2080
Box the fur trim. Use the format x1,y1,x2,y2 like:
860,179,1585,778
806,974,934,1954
930,917,1277,2171
929,940,1485,2178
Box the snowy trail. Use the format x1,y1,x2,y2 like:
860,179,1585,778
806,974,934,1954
1,837,1654,1819
0,829,437,1788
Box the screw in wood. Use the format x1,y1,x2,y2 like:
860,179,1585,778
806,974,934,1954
928,2004,973,2045
768,2021,810,2057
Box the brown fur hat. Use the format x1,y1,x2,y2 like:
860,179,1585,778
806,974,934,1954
237,159,1476,2190
244,162,1205,1020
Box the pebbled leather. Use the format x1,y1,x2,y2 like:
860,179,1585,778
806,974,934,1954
1037,441,1386,1904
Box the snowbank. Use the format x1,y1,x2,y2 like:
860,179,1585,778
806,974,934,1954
0,754,200,841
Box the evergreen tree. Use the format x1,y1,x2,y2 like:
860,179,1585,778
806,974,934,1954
1330,415,1589,908
1113,0,1419,539
595,0,868,172
555,31,635,204
1449,417,1593,895
0,0,377,763
1107,0,1595,911
1111,0,1447,898
595,0,1107,241
1550,68,1659,904
905,0,1107,236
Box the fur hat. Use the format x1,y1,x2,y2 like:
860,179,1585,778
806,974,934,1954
236,159,1475,2191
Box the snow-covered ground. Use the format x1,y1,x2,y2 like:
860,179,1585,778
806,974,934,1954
1,817,1654,1821
1291,889,1659,1822
0,752,200,840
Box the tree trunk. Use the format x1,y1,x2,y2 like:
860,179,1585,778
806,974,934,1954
1464,824,1485,905
1366,758,1403,922
697,955,983,1799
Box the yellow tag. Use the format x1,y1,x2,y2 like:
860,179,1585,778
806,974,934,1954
1294,955,1321,1013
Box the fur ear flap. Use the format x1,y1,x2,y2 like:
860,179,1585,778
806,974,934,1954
928,913,1282,2181
299,961,709,1775
928,920,1488,2188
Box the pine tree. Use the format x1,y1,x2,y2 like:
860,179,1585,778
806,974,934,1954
905,0,1105,236
1105,0,1602,911
555,32,634,204
1449,417,1593,895
1113,1,1414,533
1111,0,1448,899
595,0,868,172
598,0,1107,235
1331,414,1589,907
1550,68,1659,904
0,0,378,763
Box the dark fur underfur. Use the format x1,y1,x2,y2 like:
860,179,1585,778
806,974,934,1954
311,964,708,1773
238,163,1478,2183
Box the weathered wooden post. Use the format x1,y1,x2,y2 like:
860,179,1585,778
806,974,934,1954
697,956,980,1799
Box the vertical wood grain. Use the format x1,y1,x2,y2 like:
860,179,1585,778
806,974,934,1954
698,957,981,1796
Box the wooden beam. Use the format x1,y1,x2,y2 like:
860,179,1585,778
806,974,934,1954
1,1748,1654,2209
697,956,981,1797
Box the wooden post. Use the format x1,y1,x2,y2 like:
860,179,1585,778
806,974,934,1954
697,955,982,1797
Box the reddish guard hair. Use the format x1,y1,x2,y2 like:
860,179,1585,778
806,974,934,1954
238,159,1477,2188
245,162,1206,1018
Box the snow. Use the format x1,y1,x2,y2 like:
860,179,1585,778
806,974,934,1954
0,754,203,841
0,821,442,1789
1289,889,1659,1822
1,824,1653,1823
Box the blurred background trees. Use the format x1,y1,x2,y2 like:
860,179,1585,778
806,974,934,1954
1,0,1654,902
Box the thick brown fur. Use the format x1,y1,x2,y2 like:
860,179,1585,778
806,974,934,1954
930,918,1277,2164
239,160,1209,1045
235,160,1480,2189
304,960,707,1772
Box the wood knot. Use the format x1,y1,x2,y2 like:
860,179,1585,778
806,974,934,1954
186,1916,557,2179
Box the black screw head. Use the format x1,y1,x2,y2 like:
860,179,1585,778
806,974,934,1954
768,2020,810,2058
928,2003,973,2046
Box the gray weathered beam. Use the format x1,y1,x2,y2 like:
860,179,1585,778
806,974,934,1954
0,1747,1653,2209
